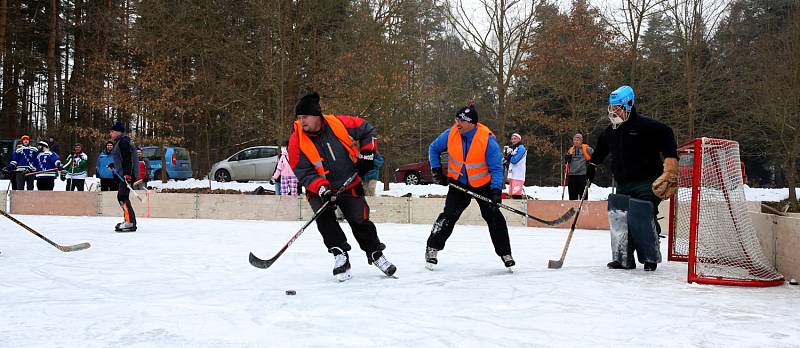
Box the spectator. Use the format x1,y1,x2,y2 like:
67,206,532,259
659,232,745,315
47,136,60,157
96,141,116,191
34,141,61,191
63,143,88,191
565,133,594,200
5,135,37,190
271,147,297,196
135,148,150,190
504,133,527,199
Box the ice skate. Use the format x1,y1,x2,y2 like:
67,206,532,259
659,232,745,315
330,247,352,282
369,250,397,277
425,246,438,271
644,262,657,271
501,254,515,272
115,222,137,233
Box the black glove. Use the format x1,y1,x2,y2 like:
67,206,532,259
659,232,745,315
1,167,8,175
269,178,275,185
565,154,572,163
586,162,597,181
431,167,447,186
357,150,375,177
107,163,115,170
60,172,66,181
490,188,503,205
318,185,338,204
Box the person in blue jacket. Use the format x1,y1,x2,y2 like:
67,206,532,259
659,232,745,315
424,102,514,271
5,135,38,190
96,141,116,191
34,141,61,191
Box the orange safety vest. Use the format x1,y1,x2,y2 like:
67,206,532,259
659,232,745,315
293,115,359,177
568,144,591,160
447,123,492,187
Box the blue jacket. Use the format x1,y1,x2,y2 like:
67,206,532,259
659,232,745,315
7,146,39,172
429,126,504,190
362,153,384,181
35,151,61,180
509,144,526,164
96,149,114,179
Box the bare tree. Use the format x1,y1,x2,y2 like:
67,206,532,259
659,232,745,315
444,0,536,140
666,0,729,138
598,0,668,83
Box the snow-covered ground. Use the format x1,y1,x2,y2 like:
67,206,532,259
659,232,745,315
1,216,798,347
3,178,799,202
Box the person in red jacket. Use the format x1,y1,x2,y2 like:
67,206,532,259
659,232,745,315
288,92,396,282
135,148,150,189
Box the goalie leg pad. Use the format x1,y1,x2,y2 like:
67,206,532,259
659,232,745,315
608,194,635,268
628,197,662,264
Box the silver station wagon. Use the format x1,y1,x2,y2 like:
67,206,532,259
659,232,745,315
209,146,283,182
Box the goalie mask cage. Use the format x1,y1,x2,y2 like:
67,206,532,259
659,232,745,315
668,138,783,286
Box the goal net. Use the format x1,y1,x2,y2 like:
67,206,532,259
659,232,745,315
668,138,783,286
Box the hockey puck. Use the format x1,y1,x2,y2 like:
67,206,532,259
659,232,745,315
285,290,297,295
790,279,798,285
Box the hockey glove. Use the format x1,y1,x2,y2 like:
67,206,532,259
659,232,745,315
652,157,679,199
107,163,115,170
564,154,572,164
318,185,338,204
586,162,597,182
1,167,8,175
357,150,375,178
490,188,503,204
431,167,447,186
60,171,66,181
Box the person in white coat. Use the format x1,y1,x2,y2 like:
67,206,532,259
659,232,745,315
504,133,527,199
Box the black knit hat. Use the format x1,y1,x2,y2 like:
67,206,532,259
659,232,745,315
111,121,125,132
455,102,478,124
295,92,323,117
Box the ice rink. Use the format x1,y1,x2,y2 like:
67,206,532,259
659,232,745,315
1,215,798,347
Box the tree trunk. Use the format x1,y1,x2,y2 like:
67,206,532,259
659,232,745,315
46,0,57,132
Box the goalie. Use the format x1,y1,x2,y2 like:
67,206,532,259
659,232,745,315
587,85,678,271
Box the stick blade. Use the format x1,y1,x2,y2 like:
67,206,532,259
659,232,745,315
249,252,276,269
59,242,91,252
549,208,577,225
547,259,563,269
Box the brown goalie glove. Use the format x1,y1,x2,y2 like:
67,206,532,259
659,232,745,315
652,157,679,199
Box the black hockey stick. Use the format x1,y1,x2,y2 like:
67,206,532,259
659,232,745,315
448,183,576,226
0,209,91,252
249,173,358,269
548,179,591,269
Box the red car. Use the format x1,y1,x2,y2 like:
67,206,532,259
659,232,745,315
393,160,435,185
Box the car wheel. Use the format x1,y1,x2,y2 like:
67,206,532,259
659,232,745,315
404,171,421,185
214,169,231,182
236,180,249,183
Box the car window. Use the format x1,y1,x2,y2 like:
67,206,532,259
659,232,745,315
239,149,260,160
174,148,191,161
260,147,278,158
142,148,160,161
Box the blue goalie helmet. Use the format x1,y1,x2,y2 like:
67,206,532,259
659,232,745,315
609,85,635,112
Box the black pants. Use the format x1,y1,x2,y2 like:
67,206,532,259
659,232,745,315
100,178,117,191
568,175,587,200
118,181,137,225
14,171,34,190
36,179,55,191
427,182,511,256
66,179,85,191
307,183,382,258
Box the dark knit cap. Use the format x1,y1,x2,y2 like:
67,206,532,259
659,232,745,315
295,92,323,116
455,102,478,124
111,121,125,132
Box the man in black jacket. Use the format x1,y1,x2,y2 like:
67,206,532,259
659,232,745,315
588,85,678,272
109,121,139,232
288,92,396,282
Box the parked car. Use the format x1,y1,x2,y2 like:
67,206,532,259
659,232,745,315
209,146,282,182
141,146,193,180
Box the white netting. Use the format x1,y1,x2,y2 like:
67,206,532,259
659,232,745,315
669,138,783,285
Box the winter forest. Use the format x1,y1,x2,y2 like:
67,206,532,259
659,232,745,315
0,0,798,203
